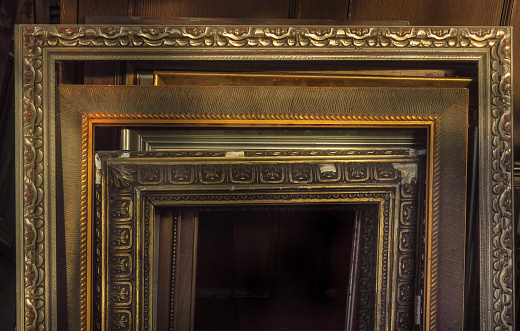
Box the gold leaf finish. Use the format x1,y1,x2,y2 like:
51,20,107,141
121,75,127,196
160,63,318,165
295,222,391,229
15,24,511,330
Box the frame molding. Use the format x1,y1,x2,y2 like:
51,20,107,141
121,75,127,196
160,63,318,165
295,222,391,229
96,152,421,330
15,25,511,330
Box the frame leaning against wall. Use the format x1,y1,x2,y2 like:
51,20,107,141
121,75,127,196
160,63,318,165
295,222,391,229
14,25,513,330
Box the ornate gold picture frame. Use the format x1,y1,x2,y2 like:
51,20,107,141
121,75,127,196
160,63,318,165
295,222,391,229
15,25,512,330
95,150,425,331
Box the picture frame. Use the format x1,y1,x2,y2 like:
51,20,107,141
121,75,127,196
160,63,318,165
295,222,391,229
15,25,513,330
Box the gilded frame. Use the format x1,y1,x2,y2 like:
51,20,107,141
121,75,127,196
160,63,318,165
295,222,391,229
14,25,512,330
95,151,423,331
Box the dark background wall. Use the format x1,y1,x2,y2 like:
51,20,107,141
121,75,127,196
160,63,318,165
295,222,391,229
1,0,519,329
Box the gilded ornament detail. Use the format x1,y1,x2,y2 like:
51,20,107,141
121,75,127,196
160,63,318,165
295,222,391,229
346,162,370,181
96,155,421,330
17,24,513,330
169,164,193,183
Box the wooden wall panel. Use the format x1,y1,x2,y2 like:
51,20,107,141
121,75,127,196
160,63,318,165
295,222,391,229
128,0,292,19
348,0,505,26
1,0,19,106
60,0,77,24
296,0,348,20
78,0,128,23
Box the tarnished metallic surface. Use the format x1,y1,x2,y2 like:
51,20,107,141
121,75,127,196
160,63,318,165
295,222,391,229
59,85,467,330
96,151,422,330
14,24,511,330
120,128,427,151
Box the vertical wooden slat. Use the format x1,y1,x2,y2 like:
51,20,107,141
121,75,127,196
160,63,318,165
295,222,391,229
348,0,505,25
16,0,34,24
500,0,515,25
77,0,128,24
0,0,18,110
34,0,44,24
173,210,198,331
296,0,348,20
60,0,78,23
128,0,292,19
83,61,120,85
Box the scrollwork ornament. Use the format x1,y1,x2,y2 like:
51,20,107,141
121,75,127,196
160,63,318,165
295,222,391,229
489,28,513,331
27,26,510,49
19,24,513,330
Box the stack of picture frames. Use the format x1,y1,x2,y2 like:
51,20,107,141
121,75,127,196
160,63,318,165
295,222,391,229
15,24,513,330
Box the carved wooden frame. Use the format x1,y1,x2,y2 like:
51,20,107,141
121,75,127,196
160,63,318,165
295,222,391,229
95,152,421,330
14,25,511,330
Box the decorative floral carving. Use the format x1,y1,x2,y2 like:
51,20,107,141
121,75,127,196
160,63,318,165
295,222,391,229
110,284,131,304
261,164,284,183
142,201,153,330
109,197,132,220
357,206,379,330
399,257,415,278
109,312,130,330
108,165,137,191
397,310,414,330
110,228,131,248
290,163,312,182
401,203,416,225
399,230,416,251
110,255,131,275
200,164,224,183
230,164,254,183
24,26,509,49
19,24,513,330
346,162,369,181
169,164,192,183
375,163,397,180
398,284,414,305
402,183,417,197
137,165,163,184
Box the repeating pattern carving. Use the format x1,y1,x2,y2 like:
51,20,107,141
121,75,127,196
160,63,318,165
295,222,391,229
94,184,103,330
109,197,132,220
109,226,132,249
200,164,225,183
79,115,89,328
106,181,137,329
109,311,131,330
143,201,152,331
490,29,513,331
169,164,194,184
19,24,512,330
138,164,163,184
396,168,420,331
97,156,419,330
380,192,391,328
374,162,398,181
99,149,416,158
317,163,341,182
110,283,132,305
25,26,509,49
260,164,284,183
109,254,131,277
356,206,379,330
289,163,313,183
346,162,370,181
105,161,409,187
169,212,178,331
85,111,438,123
230,164,255,183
